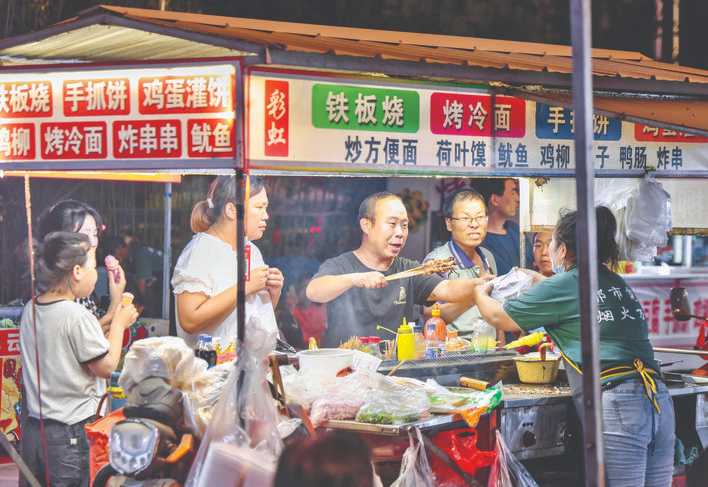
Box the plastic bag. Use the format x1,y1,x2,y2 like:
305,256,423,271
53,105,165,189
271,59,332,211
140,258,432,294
391,428,435,487
490,269,533,303
595,178,638,214
488,430,539,487
119,336,208,393
356,376,430,425
186,315,282,487
183,362,233,436
625,177,671,248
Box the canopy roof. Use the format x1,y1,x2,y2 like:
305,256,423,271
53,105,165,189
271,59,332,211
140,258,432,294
1,5,707,133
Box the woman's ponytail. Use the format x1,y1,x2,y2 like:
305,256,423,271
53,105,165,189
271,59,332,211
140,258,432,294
190,200,213,233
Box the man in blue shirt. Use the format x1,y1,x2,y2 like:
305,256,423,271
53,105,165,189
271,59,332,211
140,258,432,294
473,178,532,275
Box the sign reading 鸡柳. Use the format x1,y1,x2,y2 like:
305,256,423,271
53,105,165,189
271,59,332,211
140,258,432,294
247,68,708,174
0,63,237,167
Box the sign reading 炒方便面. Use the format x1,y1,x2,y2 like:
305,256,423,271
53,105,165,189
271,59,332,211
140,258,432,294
0,63,237,167
247,68,708,174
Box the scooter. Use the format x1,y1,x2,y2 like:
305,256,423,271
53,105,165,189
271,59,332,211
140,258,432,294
93,356,196,487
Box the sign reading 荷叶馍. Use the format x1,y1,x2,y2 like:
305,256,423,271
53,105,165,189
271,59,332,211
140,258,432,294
248,68,708,174
0,63,237,165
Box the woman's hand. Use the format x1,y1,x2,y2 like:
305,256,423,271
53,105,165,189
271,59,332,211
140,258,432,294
518,268,547,285
246,266,269,295
108,265,127,308
266,267,284,304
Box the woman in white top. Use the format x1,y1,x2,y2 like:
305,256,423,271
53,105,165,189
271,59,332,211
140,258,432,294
172,176,283,348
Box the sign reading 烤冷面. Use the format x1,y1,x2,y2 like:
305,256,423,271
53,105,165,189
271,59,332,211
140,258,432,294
0,63,238,167
247,68,708,174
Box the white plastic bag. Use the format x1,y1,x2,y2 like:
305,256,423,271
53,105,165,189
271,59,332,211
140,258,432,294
490,269,533,303
186,316,282,487
488,431,539,487
625,177,671,247
391,428,435,487
119,336,208,393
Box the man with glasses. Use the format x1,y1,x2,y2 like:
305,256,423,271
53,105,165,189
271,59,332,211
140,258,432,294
307,192,491,347
423,189,501,340
474,178,533,275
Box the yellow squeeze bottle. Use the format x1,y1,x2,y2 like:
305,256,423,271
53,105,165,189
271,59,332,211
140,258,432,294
396,318,416,361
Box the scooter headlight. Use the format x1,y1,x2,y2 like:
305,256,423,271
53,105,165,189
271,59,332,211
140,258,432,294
109,418,159,475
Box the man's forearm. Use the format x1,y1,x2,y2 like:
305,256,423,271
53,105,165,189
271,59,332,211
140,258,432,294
429,278,479,303
306,275,354,303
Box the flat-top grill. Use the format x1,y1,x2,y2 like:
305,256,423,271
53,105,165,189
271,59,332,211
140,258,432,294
377,350,518,386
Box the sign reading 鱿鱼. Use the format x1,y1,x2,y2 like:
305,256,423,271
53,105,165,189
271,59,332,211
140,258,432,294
247,68,708,174
0,63,238,167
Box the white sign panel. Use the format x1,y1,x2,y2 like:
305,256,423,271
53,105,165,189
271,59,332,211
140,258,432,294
247,68,708,175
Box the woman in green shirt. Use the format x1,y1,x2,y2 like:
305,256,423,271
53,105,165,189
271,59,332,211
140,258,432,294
474,206,675,487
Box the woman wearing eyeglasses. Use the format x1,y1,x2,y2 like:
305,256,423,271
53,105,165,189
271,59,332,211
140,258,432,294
423,188,500,341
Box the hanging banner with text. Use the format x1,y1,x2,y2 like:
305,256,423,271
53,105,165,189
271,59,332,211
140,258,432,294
247,68,708,174
628,278,708,348
0,62,238,168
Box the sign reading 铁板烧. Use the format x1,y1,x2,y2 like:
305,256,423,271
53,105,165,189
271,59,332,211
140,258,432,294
0,62,238,168
248,68,708,175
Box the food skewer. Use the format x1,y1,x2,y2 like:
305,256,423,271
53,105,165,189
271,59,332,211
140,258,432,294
384,257,456,282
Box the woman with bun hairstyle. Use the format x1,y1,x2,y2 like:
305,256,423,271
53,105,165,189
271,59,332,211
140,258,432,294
20,232,138,486
38,200,128,334
172,176,283,348
473,206,675,486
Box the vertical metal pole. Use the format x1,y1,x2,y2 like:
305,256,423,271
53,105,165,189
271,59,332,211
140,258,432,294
236,170,246,344
570,1,605,486
161,182,172,321
235,63,247,345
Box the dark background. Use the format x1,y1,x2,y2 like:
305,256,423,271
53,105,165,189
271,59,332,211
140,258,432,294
0,0,706,68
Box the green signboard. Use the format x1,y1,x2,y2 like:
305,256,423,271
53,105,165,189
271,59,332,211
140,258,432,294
312,83,419,133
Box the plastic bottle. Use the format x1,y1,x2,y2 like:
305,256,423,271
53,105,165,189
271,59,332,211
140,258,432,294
197,335,217,367
396,318,416,361
413,324,426,359
424,304,446,359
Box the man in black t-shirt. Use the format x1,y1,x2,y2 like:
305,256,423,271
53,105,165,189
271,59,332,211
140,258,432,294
307,192,491,347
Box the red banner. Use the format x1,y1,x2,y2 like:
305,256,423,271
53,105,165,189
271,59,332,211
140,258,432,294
138,75,233,114
186,118,235,157
0,81,52,118
112,119,182,159
0,123,36,160
430,93,525,138
62,78,130,116
264,79,289,157
40,122,107,159
634,124,708,142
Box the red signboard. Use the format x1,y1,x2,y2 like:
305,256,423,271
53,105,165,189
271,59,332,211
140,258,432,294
0,123,36,160
264,79,289,157
62,78,130,116
430,93,525,138
186,118,235,157
0,81,52,118
634,123,708,142
40,122,107,159
138,75,233,114
112,119,182,159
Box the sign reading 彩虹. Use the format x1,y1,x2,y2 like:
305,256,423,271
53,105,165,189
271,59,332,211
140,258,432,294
247,67,708,175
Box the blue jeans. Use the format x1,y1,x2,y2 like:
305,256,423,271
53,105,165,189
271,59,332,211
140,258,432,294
602,378,675,487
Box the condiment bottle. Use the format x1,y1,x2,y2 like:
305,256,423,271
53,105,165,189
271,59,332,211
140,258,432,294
425,304,447,342
396,318,416,361
413,325,426,359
